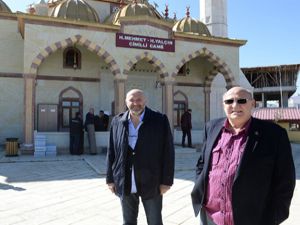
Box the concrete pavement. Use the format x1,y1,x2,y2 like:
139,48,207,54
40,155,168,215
0,145,299,225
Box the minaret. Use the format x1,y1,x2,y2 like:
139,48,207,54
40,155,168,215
200,0,228,37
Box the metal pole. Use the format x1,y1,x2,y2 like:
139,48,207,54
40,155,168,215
278,66,283,108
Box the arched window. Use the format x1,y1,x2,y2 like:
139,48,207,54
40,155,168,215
173,90,188,128
59,87,83,130
63,47,81,69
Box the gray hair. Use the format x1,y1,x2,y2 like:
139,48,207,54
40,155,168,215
126,89,146,100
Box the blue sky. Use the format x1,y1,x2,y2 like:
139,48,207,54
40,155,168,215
4,0,300,68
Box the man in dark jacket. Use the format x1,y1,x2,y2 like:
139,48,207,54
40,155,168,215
94,110,109,131
69,112,83,155
94,110,105,131
106,89,174,225
181,108,192,147
191,86,295,225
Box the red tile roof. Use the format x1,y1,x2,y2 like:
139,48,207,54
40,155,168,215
252,108,300,121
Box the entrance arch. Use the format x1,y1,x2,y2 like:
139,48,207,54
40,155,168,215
171,47,236,87
171,48,237,123
29,34,121,76
123,51,168,77
24,35,121,147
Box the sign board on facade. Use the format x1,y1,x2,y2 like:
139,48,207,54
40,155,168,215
116,33,175,52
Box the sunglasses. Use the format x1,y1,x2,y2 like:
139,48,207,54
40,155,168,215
223,98,250,105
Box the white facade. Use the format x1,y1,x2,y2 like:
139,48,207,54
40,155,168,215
0,0,251,151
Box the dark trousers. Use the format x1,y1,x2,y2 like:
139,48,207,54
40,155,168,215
182,129,192,147
70,134,83,155
121,194,163,225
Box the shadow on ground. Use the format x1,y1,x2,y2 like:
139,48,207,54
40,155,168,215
0,182,26,191
1,144,298,184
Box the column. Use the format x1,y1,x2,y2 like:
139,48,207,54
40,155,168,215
114,74,127,114
163,77,175,131
204,87,211,122
261,93,265,107
24,74,36,150
282,92,289,107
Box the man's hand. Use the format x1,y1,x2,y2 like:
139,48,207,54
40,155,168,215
160,185,171,195
107,183,115,194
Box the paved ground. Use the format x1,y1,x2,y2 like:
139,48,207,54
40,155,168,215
0,144,299,225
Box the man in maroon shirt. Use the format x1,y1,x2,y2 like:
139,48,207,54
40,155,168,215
191,86,295,225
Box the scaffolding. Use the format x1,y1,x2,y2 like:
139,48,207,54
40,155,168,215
242,64,300,107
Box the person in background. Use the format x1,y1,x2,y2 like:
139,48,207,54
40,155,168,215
181,108,192,148
84,107,97,154
106,89,174,225
94,110,105,132
102,111,109,131
95,110,109,131
69,112,83,155
191,86,295,225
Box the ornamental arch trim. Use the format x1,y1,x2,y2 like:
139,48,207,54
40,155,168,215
173,90,188,102
29,34,121,76
171,47,236,88
59,86,83,100
123,51,168,78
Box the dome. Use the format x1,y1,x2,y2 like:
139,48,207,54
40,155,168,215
111,2,161,25
50,0,99,23
48,0,62,3
0,0,12,13
48,0,65,6
103,10,118,25
173,16,211,36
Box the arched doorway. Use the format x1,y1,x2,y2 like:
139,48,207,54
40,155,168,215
123,52,168,113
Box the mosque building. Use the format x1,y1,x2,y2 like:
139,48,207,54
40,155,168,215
0,0,251,153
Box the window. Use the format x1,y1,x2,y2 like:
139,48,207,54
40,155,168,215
63,47,81,69
173,101,186,128
289,122,300,131
58,87,83,131
173,90,188,128
61,98,80,128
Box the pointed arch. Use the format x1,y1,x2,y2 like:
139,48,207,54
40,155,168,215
173,90,189,127
123,51,168,77
59,86,83,100
58,86,83,130
171,47,236,88
174,90,188,104
204,69,234,90
29,34,121,76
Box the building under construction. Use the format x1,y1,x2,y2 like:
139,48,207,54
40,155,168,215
242,64,300,107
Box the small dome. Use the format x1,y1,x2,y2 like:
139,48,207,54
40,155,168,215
173,16,211,36
112,2,161,25
0,0,12,13
50,0,99,23
103,10,118,25
48,0,64,5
